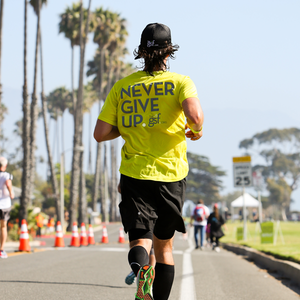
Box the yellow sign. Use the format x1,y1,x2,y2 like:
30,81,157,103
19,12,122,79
261,222,274,244
236,227,243,241
232,156,251,163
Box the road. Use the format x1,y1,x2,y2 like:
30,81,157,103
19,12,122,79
0,223,299,300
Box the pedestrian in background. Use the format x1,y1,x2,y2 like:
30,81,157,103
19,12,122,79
0,157,14,259
94,22,204,300
207,204,227,252
190,199,210,250
47,217,55,234
35,213,44,237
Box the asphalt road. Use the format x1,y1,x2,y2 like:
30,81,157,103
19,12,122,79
0,223,299,300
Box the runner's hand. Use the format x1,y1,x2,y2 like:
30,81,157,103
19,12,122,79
185,123,203,141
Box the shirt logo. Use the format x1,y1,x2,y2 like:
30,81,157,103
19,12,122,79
148,113,161,127
147,40,156,47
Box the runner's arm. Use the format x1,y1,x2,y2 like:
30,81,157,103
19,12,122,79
94,119,120,142
5,179,14,199
182,97,204,141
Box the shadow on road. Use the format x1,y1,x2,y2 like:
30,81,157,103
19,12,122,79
242,256,300,296
0,280,127,289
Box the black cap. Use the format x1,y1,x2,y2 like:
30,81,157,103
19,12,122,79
140,23,172,49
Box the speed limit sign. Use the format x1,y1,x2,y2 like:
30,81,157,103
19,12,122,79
232,156,253,187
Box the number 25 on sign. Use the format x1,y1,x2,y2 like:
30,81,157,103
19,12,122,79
232,156,253,188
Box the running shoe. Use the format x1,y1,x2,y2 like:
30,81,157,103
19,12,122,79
212,242,216,251
125,270,136,285
135,264,155,300
0,250,8,258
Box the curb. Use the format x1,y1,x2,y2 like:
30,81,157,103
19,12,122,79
6,241,45,247
222,243,300,286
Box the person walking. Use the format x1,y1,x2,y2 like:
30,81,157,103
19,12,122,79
94,22,204,300
35,213,44,237
190,199,210,250
0,157,14,259
207,204,227,252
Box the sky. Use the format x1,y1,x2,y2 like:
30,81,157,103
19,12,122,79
1,0,300,210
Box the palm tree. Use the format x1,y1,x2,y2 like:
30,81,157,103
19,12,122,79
104,16,128,222
59,2,95,111
44,86,72,221
46,86,72,154
90,8,118,218
102,143,109,222
83,82,98,174
39,32,60,220
28,0,47,203
69,0,93,229
20,0,31,223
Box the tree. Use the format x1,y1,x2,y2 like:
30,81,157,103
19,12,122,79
68,0,92,229
186,152,226,204
89,8,112,217
46,86,72,154
40,34,63,221
20,0,31,223
28,0,47,203
58,2,95,111
83,82,97,174
239,128,300,220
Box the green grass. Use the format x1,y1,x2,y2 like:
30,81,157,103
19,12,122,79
221,221,300,264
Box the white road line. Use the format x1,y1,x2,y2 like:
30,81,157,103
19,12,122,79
180,227,196,300
21,246,184,254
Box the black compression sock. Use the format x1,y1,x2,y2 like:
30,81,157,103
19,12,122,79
128,246,149,276
153,263,175,300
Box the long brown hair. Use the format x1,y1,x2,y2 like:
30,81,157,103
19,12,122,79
134,44,179,76
214,206,220,220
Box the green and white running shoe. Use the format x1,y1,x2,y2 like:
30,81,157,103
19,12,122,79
125,271,136,285
135,264,155,300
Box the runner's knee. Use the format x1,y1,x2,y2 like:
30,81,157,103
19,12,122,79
153,235,174,264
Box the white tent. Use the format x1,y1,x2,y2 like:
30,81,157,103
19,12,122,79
231,193,259,208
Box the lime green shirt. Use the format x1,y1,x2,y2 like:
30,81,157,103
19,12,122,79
98,70,198,182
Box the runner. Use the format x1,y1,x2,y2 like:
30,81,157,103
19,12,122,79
94,22,204,300
0,157,14,259
118,182,157,286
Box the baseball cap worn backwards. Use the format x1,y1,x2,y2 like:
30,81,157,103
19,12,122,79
140,23,172,49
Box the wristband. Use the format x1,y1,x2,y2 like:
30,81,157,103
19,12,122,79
190,126,203,134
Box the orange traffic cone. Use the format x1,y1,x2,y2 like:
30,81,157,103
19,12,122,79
118,227,125,243
80,223,88,246
69,222,80,247
19,219,31,252
54,221,65,247
88,224,95,245
101,225,109,243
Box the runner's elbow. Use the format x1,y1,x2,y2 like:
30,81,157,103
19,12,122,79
94,131,104,143
189,112,202,125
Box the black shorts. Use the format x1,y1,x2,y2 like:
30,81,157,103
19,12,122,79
119,174,186,240
0,207,11,221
